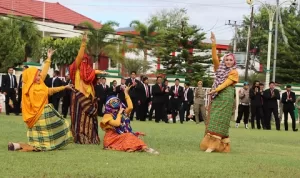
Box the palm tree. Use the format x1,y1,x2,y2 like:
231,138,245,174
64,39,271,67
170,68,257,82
79,21,126,67
128,20,159,64
122,58,152,75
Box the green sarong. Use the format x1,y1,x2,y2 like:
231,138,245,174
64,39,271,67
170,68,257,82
206,86,235,137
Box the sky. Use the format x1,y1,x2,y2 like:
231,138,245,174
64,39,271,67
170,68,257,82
44,0,297,41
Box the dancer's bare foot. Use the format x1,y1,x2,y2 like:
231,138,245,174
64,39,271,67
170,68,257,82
205,148,214,153
145,148,159,155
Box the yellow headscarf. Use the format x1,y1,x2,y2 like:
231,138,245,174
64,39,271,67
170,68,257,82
22,67,48,128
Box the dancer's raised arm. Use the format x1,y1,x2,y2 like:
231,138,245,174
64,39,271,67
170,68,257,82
41,49,56,81
211,32,220,72
124,86,133,115
75,33,88,68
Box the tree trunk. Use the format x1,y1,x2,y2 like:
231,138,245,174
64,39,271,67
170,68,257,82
143,49,147,73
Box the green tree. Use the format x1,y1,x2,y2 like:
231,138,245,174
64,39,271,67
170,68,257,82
80,21,125,65
150,9,211,86
122,58,151,75
17,16,42,61
148,8,189,31
0,16,41,72
128,20,159,63
236,5,300,83
41,37,81,66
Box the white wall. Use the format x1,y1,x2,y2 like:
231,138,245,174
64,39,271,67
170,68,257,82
35,21,83,38
125,50,157,73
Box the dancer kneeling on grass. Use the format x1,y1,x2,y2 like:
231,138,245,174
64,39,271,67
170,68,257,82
8,49,73,152
200,32,239,153
100,86,159,154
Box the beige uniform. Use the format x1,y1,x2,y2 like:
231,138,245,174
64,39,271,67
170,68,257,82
193,87,206,123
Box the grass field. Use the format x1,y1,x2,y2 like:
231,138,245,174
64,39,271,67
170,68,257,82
1,114,300,178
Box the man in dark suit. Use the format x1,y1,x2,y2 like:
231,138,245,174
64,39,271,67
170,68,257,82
62,74,72,118
169,79,184,123
116,78,126,105
1,67,18,115
281,85,298,132
125,71,140,121
94,78,102,116
98,77,109,116
163,79,171,121
152,76,168,123
263,81,281,130
249,81,263,129
17,65,29,114
179,82,194,124
44,74,51,87
136,77,151,121
148,85,155,121
108,80,118,97
49,70,63,111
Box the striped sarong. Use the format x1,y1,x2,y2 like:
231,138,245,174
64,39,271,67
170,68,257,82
27,104,73,151
70,90,100,144
206,86,235,137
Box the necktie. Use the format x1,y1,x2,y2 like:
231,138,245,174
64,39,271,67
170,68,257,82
160,84,163,91
20,75,22,88
175,86,178,96
10,74,13,88
52,78,56,87
184,88,188,101
145,84,149,97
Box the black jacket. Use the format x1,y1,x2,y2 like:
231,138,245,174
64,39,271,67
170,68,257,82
183,88,194,105
136,82,151,103
116,85,126,103
49,77,64,99
249,88,263,106
0,74,17,93
281,91,296,111
263,88,280,108
125,78,140,99
152,84,166,104
170,85,184,101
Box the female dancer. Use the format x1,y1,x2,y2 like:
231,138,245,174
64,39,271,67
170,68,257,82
69,33,107,144
100,86,159,154
200,32,239,153
8,49,73,152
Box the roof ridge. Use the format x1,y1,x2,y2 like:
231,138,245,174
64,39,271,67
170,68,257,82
55,2,101,28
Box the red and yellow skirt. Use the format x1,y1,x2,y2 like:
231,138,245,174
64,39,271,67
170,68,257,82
103,130,147,152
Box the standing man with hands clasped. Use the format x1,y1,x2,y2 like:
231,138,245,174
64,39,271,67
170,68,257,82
125,71,140,121
263,82,281,130
281,85,298,132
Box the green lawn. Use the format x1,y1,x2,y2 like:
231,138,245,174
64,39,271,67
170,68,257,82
0,114,300,178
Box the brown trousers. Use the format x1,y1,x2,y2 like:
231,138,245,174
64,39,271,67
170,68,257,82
194,103,206,123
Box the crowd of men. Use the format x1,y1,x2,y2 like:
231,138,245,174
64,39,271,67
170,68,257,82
2,66,300,130
1,68,207,124
235,81,299,132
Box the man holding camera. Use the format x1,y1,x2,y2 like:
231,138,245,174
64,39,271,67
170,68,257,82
235,82,250,129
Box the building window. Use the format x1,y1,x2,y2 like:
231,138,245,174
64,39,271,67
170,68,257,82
109,58,117,69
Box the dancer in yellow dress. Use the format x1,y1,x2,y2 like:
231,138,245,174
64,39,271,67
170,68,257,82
8,49,73,152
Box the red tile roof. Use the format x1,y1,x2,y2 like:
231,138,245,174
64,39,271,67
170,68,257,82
0,0,102,28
